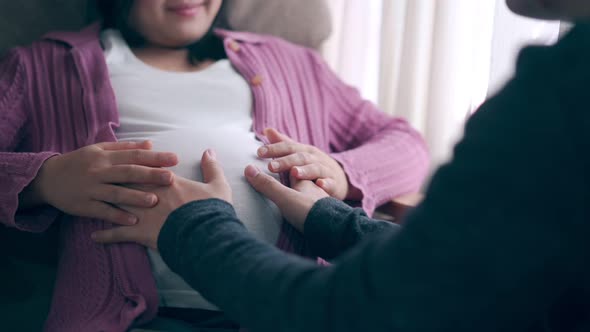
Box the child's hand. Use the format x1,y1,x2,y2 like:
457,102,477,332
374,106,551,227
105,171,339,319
257,128,362,201
244,164,329,233
28,141,178,225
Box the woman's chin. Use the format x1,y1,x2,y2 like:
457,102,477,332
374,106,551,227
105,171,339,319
161,30,211,47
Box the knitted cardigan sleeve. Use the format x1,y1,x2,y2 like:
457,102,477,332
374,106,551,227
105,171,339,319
308,50,430,215
0,49,60,232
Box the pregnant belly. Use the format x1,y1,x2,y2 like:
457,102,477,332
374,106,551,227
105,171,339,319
150,128,283,244
133,128,283,310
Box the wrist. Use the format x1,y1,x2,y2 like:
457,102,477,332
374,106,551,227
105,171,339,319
30,155,59,206
297,196,324,234
18,156,60,209
18,177,46,209
301,197,334,235
333,159,363,201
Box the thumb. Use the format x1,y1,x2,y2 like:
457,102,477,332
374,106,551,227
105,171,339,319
201,149,226,184
263,128,293,144
245,165,293,206
245,165,311,233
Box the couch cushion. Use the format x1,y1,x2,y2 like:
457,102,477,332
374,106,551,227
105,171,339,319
220,0,332,49
0,0,89,52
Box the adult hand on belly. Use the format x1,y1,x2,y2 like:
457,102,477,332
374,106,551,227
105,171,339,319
26,140,178,225
91,149,231,249
257,128,362,201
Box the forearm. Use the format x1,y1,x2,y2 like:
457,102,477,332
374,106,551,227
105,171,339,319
159,199,400,332
304,197,400,259
159,193,582,332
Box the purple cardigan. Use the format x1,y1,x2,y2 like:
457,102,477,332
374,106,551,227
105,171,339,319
0,23,429,331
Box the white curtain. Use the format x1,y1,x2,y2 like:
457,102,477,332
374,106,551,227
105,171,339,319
322,0,560,171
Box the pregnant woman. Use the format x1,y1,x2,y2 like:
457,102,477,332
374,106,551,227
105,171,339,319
0,0,429,331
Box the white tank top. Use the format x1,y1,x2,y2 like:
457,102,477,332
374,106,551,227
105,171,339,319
102,29,282,310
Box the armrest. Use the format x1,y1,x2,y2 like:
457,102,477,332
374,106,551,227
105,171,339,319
374,193,424,223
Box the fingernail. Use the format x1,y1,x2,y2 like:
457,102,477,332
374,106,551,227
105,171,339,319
294,167,304,176
140,140,153,150
245,165,260,178
270,161,280,171
146,195,157,205
207,149,217,160
161,153,176,164
161,172,172,183
258,146,268,157
129,216,138,224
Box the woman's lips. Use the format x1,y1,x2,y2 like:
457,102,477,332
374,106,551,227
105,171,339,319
167,3,205,17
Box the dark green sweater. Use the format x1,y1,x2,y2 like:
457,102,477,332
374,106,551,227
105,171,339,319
158,24,590,332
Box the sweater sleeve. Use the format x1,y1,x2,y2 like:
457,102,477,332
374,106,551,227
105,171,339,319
304,197,400,260
159,25,590,332
308,50,430,215
0,49,60,232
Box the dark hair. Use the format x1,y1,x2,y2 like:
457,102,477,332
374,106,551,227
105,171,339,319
96,0,227,64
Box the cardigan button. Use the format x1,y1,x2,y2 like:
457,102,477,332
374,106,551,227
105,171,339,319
228,40,241,52
251,75,264,86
